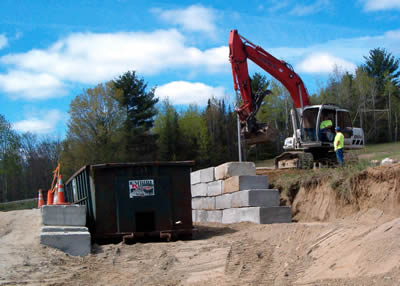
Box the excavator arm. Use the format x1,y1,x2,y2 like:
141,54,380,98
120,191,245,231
229,29,310,134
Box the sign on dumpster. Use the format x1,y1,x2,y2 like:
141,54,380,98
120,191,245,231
129,179,155,198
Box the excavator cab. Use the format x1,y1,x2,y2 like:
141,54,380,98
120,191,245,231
299,105,363,147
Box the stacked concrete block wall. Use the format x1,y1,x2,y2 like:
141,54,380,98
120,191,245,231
191,162,291,224
40,205,91,256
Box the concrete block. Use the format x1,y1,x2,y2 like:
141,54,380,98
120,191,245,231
192,210,207,223
259,207,292,224
191,170,201,185
230,189,280,208
40,231,91,256
222,207,291,224
207,180,224,196
41,205,86,226
207,210,222,223
192,198,202,210
201,197,216,210
215,162,256,180
216,193,232,210
192,197,216,210
191,183,208,197
200,167,215,183
223,176,268,194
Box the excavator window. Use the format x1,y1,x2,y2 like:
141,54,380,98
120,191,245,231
301,108,319,142
318,110,335,142
337,111,353,138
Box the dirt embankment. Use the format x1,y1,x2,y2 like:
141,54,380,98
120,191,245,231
2,164,400,285
291,163,400,223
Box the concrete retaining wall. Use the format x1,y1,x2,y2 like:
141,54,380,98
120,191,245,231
191,162,291,225
40,204,91,256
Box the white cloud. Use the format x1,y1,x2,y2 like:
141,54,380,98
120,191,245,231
289,0,330,16
0,71,65,99
155,81,226,106
0,34,8,49
0,29,229,99
155,5,216,34
267,0,290,13
296,52,357,74
267,0,330,16
13,109,63,134
362,0,400,11
267,29,400,74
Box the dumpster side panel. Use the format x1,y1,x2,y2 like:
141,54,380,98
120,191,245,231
92,169,118,235
167,166,193,230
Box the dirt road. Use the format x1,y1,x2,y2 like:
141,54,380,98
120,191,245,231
1,164,400,285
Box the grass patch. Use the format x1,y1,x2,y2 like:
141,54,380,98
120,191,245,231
0,200,37,212
269,159,371,204
357,142,400,161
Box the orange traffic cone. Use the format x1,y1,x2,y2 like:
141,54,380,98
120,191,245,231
37,189,45,208
47,189,54,205
56,175,67,205
53,181,58,204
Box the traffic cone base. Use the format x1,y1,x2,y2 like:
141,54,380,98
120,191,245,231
47,189,54,205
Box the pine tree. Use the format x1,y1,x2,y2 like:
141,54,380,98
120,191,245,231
113,71,159,161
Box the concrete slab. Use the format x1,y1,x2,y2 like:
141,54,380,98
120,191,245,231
222,207,291,224
230,189,280,208
200,167,215,183
215,162,256,180
191,170,201,185
191,183,208,197
41,204,86,226
41,226,88,232
207,180,224,196
223,176,268,194
40,231,91,256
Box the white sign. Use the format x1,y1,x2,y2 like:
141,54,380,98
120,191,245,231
129,179,155,198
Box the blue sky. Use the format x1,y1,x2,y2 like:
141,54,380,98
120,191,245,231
1,0,400,137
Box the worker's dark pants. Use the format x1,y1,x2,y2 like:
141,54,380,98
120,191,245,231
320,128,333,142
336,148,344,167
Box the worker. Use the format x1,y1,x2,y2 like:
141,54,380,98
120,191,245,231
334,126,344,167
319,115,333,141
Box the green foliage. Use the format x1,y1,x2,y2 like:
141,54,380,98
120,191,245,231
61,81,126,176
153,99,181,161
363,48,400,93
113,71,159,161
0,115,22,202
178,105,210,164
0,199,37,212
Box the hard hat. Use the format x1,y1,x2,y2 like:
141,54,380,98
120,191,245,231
335,126,340,131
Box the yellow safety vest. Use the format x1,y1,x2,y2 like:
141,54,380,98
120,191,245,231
320,119,332,129
334,132,344,151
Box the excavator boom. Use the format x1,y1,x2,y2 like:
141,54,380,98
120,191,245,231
229,29,310,133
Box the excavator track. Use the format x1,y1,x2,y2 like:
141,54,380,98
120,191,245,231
275,151,314,169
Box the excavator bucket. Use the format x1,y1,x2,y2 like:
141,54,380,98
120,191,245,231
243,123,280,145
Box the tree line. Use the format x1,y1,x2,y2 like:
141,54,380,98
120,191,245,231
0,48,398,202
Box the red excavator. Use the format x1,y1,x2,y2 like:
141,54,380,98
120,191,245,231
229,29,364,168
